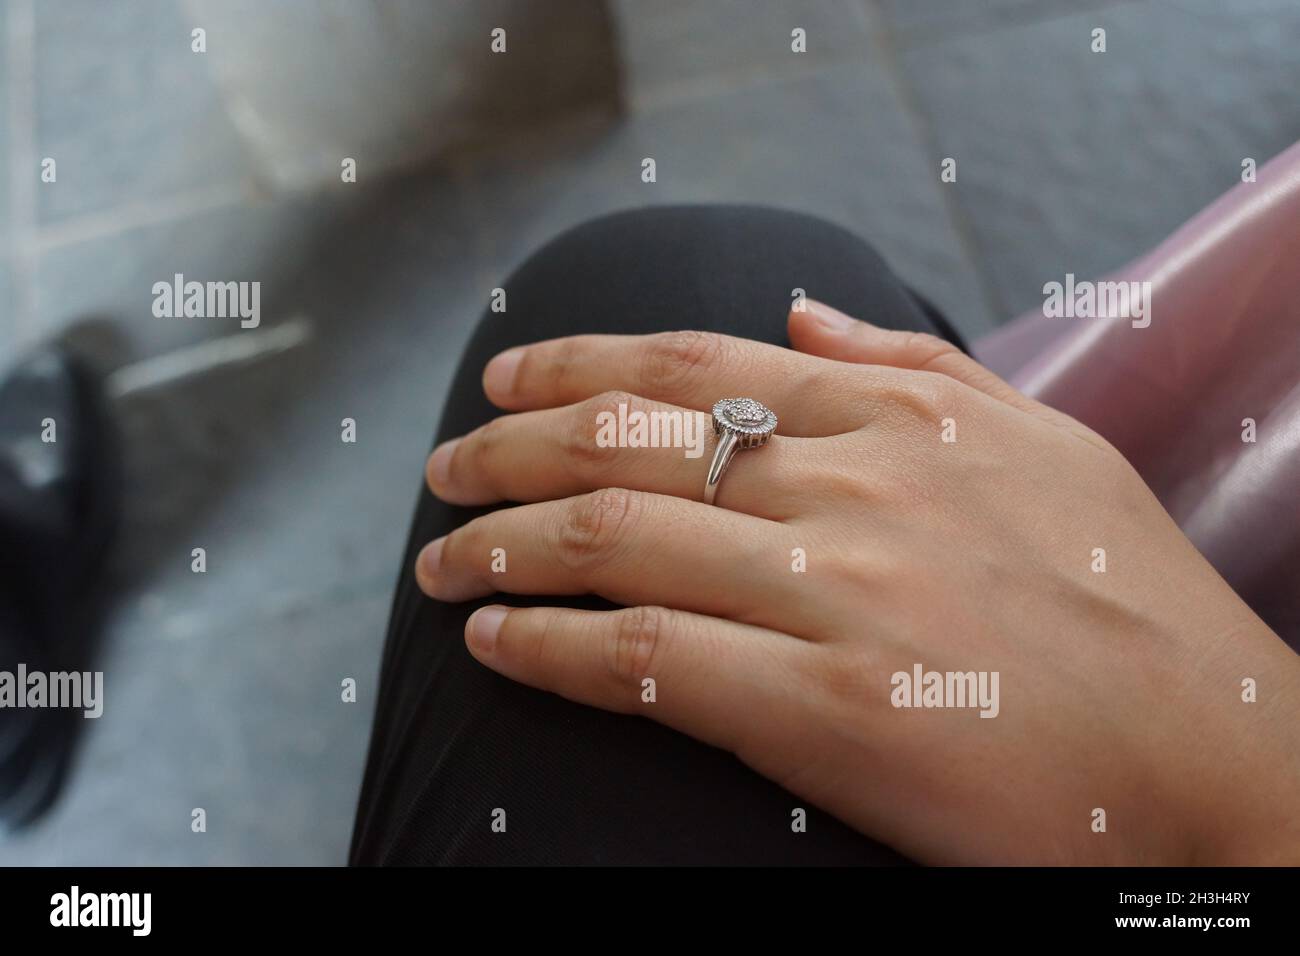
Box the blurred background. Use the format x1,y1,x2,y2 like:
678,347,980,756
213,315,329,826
1,0,1297,864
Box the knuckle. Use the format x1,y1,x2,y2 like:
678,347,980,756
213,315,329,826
567,391,635,469
816,546,901,602
812,646,879,711
923,371,965,413
590,388,638,412
821,551,873,593
641,330,726,391
898,331,961,372
439,521,476,574
877,370,953,426
521,339,578,395
608,604,673,683
557,487,640,571
806,463,879,507
528,609,563,671
470,416,509,469
463,419,511,497
424,448,443,490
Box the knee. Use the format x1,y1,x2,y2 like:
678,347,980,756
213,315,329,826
518,204,885,276
477,203,908,344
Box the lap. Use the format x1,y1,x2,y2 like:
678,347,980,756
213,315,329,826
350,205,956,865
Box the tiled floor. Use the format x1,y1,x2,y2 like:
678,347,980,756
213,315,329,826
897,0,1300,316
33,0,254,227
2,0,1298,864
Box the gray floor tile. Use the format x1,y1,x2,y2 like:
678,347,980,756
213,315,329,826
467,63,996,339
33,0,255,225
3,170,482,864
898,0,1300,317
0,262,10,330
0,588,390,865
459,114,644,282
874,0,1141,42
32,185,366,356
0,259,12,355
92,169,478,625
175,0,619,190
614,0,876,108
0,4,8,259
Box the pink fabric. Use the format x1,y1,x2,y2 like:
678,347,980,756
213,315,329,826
974,142,1300,648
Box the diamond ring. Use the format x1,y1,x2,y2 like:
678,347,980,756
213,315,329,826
704,398,777,506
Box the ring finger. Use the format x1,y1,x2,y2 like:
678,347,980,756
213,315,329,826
427,390,815,519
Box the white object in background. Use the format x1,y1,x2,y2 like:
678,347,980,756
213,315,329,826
183,0,619,191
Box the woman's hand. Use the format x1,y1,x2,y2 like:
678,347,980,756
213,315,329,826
414,300,1300,865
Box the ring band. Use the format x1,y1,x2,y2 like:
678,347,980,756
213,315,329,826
704,398,777,506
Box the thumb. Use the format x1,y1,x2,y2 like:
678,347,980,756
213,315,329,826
789,298,1039,414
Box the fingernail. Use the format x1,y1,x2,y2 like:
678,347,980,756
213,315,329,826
427,438,461,490
467,604,508,654
805,299,857,332
483,347,524,399
416,536,445,586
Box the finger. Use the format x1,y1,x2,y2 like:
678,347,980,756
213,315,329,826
417,489,820,636
481,330,909,436
465,603,816,769
789,299,1064,421
426,390,814,520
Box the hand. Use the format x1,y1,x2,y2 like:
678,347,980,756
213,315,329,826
415,300,1300,864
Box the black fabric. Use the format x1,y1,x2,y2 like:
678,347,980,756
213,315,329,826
350,205,966,865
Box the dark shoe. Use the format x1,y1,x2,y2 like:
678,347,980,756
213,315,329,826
0,345,119,830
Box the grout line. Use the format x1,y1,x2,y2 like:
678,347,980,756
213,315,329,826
620,0,1138,114
885,0,1143,49
865,0,1008,331
106,314,314,398
32,181,250,253
6,0,37,346
626,45,870,116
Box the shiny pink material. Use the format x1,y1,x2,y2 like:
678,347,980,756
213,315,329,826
974,142,1300,648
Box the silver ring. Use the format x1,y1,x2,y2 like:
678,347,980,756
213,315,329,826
704,398,777,506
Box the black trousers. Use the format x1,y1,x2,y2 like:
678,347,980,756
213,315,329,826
349,205,966,865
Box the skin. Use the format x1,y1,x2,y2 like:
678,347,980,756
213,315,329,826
414,298,1300,865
